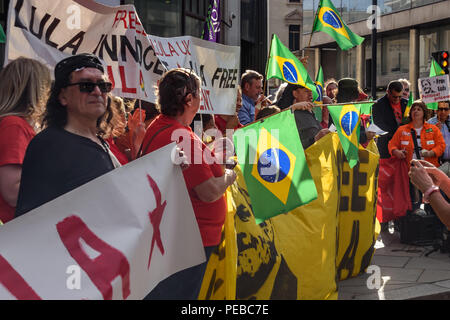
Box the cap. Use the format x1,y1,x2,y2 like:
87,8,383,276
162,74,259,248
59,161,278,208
54,53,104,88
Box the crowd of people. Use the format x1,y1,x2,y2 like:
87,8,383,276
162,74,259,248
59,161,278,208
0,53,449,299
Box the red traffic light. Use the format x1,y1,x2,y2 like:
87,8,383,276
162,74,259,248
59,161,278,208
443,52,449,59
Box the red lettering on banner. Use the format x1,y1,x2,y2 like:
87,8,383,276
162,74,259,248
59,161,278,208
112,10,127,29
176,40,191,56
168,43,179,56
128,11,136,30
119,66,137,94
56,215,131,300
200,89,213,111
0,255,41,300
147,174,167,269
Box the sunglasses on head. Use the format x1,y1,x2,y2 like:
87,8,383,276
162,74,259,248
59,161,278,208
65,81,112,93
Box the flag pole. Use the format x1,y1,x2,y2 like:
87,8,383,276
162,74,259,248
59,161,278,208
308,2,320,49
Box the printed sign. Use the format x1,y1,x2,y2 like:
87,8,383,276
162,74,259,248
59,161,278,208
418,75,450,104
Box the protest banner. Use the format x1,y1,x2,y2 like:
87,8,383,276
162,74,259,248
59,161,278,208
0,144,205,299
418,75,450,104
5,0,163,103
147,34,240,115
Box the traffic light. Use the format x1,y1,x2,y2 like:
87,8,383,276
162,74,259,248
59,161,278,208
432,51,449,74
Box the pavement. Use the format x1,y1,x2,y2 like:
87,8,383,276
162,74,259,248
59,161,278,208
338,226,450,300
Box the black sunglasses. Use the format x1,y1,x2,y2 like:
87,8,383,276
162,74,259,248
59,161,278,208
65,81,112,93
438,108,449,111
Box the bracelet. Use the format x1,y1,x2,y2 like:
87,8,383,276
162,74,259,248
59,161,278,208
423,185,440,203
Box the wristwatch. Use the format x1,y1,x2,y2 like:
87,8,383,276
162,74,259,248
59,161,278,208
423,185,440,203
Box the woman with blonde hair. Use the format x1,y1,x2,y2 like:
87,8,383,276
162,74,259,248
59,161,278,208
0,57,51,223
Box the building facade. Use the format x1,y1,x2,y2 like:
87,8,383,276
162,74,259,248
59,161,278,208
302,0,450,98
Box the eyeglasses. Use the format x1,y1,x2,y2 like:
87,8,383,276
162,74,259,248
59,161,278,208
65,81,112,93
438,108,450,111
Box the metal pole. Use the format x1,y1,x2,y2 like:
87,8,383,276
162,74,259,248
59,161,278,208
371,0,377,100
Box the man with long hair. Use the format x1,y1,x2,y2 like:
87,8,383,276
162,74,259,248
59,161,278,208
16,53,118,216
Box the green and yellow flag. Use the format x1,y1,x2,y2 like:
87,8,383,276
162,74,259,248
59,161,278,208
313,65,324,121
0,25,5,44
266,34,317,100
233,110,318,223
402,92,414,123
427,58,445,111
312,0,364,51
329,104,361,168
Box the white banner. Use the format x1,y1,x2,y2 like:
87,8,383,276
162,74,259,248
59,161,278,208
148,35,240,115
418,74,450,104
0,143,205,300
5,0,163,103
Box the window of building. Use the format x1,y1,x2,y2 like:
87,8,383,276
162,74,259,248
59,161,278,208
134,0,182,37
289,25,300,51
348,0,371,23
419,26,450,77
381,33,409,75
412,0,441,8
288,0,301,2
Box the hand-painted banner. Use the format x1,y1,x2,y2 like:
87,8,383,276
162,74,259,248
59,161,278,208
0,144,204,300
147,34,240,115
5,0,163,103
199,134,380,299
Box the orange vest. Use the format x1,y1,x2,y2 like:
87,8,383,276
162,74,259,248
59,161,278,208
388,122,445,167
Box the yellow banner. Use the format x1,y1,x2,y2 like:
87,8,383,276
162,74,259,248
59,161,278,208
199,133,380,299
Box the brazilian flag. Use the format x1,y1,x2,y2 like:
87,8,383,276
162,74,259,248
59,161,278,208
427,58,445,111
233,110,318,223
329,104,361,168
266,34,318,100
312,0,364,51
313,65,324,121
402,92,414,124
0,24,5,44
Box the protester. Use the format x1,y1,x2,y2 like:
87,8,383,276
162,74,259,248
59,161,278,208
389,100,445,168
320,96,332,129
103,95,133,165
0,57,51,224
140,68,236,300
389,100,445,211
409,160,450,227
15,53,119,217
237,70,265,125
115,100,160,161
427,100,450,168
215,86,242,134
273,82,330,149
255,105,281,120
372,80,409,159
325,78,338,102
398,78,411,100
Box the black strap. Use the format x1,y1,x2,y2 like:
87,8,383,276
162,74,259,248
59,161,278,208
410,129,422,159
137,124,172,158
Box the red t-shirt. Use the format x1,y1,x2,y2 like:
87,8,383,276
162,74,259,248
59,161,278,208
141,114,226,247
214,115,242,134
0,116,35,223
106,137,129,165
391,102,402,125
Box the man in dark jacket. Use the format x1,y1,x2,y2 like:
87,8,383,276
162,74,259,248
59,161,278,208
372,81,409,159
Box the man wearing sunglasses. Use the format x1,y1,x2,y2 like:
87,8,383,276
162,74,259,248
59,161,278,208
428,101,450,167
373,80,409,159
16,53,118,217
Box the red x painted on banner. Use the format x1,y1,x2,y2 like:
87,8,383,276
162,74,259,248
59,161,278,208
147,174,167,269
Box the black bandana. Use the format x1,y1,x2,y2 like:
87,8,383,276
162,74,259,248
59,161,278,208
54,53,104,88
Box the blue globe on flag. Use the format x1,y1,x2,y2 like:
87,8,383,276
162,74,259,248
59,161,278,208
257,148,291,183
282,61,298,83
340,111,359,136
323,10,343,29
